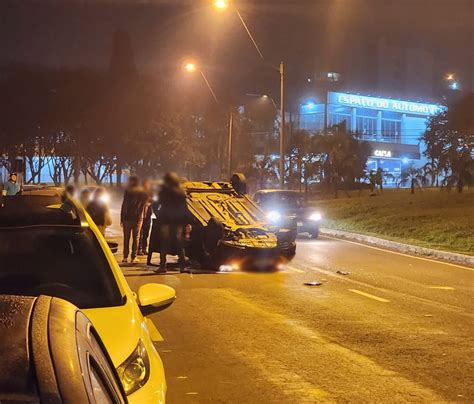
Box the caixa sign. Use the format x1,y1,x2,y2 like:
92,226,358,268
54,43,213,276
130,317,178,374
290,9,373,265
369,142,420,160
374,150,392,158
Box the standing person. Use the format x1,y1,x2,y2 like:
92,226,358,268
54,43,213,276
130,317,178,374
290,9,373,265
376,168,384,192
60,185,77,216
87,187,112,236
4,172,20,196
152,172,189,273
138,179,153,256
79,188,92,208
121,176,148,264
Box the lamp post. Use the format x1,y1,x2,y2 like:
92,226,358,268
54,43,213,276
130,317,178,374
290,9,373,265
279,62,285,189
213,0,285,188
183,60,233,178
184,62,219,104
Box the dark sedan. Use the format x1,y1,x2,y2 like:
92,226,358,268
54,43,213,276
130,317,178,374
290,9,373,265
253,189,322,238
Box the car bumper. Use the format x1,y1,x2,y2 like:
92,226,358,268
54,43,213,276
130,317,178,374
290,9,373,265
216,241,296,271
296,220,320,235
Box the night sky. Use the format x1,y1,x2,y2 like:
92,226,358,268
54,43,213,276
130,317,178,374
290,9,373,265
1,0,472,103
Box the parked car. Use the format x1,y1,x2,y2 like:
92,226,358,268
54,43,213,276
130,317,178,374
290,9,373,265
0,193,176,403
253,189,323,238
0,294,127,403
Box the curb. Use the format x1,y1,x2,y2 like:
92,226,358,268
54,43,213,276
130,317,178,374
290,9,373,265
320,228,474,268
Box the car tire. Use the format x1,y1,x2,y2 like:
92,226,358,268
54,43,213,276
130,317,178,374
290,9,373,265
309,230,319,239
230,173,247,195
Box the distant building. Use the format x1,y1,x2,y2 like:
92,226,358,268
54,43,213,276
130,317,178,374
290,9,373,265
296,91,443,185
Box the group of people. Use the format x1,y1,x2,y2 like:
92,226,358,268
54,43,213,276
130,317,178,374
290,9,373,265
2,169,190,273
120,172,190,273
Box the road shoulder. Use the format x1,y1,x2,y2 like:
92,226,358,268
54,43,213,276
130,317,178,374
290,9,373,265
320,227,474,268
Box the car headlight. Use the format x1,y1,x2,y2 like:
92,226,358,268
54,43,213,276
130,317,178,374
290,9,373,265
117,340,150,395
309,212,322,221
266,210,282,223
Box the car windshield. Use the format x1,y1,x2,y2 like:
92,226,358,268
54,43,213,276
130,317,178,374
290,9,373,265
0,227,123,309
260,193,304,209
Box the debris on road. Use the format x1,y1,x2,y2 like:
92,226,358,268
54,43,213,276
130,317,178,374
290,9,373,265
304,281,322,287
336,270,350,276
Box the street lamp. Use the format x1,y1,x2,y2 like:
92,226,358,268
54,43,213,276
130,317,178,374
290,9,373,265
183,61,219,104
184,62,197,73
214,0,228,10
246,93,278,110
183,60,234,178
445,72,460,91
213,1,286,188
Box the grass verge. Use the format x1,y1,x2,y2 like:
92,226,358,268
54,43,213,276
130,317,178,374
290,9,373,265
312,188,474,255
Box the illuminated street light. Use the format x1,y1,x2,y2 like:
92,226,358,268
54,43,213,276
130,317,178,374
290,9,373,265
182,60,234,177
184,62,197,73
214,3,285,188
183,60,219,104
214,0,228,10
246,93,278,109
444,73,460,91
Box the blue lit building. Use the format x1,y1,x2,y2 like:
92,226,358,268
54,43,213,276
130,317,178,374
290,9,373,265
298,91,443,183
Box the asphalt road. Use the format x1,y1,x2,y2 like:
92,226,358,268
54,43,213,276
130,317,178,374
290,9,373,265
108,218,473,403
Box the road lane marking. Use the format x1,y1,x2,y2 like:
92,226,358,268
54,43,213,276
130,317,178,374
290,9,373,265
348,289,390,302
428,286,455,290
213,289,443,401
321,235,474,271
291,261,474,316
286,265,305,274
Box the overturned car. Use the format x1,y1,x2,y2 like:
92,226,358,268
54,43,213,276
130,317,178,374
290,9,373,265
183,174,296,271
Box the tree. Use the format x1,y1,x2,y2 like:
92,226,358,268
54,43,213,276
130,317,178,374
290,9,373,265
422,93,474,192
398,165,426,194
313,124,372,198
287,130,312,190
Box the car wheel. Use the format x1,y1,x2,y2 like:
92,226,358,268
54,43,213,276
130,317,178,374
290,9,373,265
230,173,247,195
309,231,319,239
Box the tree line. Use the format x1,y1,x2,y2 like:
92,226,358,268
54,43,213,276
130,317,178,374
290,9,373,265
421,93,473,192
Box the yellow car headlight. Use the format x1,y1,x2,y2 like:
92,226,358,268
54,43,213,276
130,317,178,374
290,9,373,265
117,340,150,395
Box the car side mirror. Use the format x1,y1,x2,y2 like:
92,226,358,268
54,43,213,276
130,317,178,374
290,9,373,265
107,241,119,254
138,284,176,316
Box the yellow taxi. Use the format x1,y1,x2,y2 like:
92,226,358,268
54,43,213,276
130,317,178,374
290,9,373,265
0,192,175,403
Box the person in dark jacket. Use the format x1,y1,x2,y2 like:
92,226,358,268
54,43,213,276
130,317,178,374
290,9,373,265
148,172,189,273
87,187,112,236
4,172,20,196
138,179,153,256
120,176,148,263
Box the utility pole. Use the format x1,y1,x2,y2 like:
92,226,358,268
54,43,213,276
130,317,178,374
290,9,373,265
228,112,233,177
279,61,285,189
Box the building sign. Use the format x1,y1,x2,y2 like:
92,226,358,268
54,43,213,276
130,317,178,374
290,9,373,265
329,92,442,116
374,150,392,158
369,142,420,160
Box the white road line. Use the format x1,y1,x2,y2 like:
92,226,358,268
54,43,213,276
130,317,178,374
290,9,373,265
348,289,390,303
322,235,474,272
286,265,305,274
428,286,455,290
